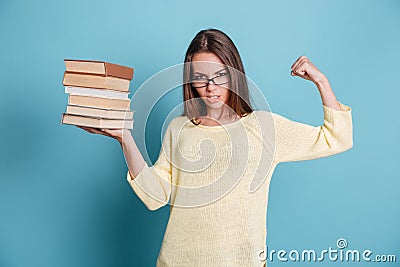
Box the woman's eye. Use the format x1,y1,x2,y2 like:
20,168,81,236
193,75,206,80
218,72,227,77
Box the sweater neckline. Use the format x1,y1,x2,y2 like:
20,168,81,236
194,112,253,130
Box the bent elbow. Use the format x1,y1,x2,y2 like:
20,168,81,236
348,139,354,150
340,141,353,153
146,203,164,211
332,138,353,154
325,125,353,154
342,130,354,151
143,194,170,211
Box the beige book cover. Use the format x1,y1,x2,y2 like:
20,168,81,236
63,72,130,92
68,95,131,111
66,105,134,120
61,113,133,129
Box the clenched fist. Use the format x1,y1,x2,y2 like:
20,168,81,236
290,55,327,84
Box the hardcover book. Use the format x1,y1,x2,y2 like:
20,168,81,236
64,59,134,80
61,113,133,129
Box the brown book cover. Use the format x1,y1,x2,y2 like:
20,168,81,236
64,59,134,80
63,72,130,92
68,95,131,111
66,105,134,120
61,113,133,129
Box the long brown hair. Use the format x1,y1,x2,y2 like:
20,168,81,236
182,28,253,125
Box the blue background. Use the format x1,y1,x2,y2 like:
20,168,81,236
0,0,398,266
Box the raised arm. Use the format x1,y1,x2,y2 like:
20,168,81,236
272,56,353,164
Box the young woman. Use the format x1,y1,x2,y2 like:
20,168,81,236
78,29,353,266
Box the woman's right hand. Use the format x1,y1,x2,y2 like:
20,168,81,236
76,126,132,145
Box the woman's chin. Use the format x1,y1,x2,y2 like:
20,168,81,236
204,100,224,108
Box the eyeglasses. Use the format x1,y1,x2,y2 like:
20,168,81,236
190,72,230,88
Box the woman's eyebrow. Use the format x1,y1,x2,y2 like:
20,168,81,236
192,68,227,75
214,68,227,74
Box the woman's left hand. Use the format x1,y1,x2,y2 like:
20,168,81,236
290,55,327,84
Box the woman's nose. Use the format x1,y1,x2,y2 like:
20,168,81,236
206,82,217,91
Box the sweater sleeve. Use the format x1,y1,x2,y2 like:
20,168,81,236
126,122,173,211
272,101,353,164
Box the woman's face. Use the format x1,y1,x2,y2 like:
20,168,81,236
191,52,230,110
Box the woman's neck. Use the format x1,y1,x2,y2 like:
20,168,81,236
200,107,240,126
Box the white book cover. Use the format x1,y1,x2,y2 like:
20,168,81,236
65,86,129,100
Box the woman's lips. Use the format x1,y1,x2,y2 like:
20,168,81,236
205,95,220,103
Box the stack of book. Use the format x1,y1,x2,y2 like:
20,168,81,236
61,59,135,129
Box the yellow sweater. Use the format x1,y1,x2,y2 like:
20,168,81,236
127,102,353,267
